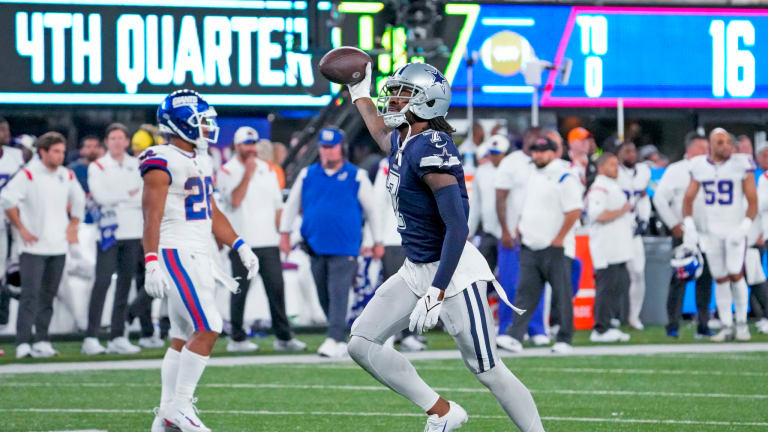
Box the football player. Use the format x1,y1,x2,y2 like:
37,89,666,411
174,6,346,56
683,128,757,342
346,63,543,432
142,90,259,432
616,142,651,330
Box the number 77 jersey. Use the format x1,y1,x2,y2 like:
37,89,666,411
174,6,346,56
689,153,755,237
140,144,215,253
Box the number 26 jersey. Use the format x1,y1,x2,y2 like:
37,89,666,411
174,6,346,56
689,153,755,237
140,144,214,252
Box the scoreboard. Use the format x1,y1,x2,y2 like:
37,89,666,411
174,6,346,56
444,4,768,108
0,1,766,108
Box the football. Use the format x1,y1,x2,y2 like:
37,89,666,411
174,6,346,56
318,46,372,85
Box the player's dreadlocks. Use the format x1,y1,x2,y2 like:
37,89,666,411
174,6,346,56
412,113,455,137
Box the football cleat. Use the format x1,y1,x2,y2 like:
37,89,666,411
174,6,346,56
423,401,468,432
496,335,523,353
226,339,259,353
590,329,630,343
106,336,141,354
530,334,551,346
152,407,181,432
399,335,427,352
710,326,733,342
273,338,307,352
163,398,210,432
317,337,346,358
81,337,106,355
735,323,751,342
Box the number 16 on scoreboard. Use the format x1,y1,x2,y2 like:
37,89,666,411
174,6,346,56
710,20,755,98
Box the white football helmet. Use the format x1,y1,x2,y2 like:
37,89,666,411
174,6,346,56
377,63,451,128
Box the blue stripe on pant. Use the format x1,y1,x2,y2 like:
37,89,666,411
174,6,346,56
497,243,546,336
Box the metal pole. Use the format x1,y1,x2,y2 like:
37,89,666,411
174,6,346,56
531,87,539,127
466,51,475,130
617,97,624,142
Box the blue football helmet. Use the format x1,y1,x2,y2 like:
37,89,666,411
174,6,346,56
670,245,704,281
157,89,219,150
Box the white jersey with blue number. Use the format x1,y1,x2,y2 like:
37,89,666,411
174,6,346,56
140,145,214,252
689,153,755,237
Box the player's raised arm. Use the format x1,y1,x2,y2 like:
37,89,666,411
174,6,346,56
348,63,392,154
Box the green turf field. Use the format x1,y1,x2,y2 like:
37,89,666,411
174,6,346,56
1,326,767,431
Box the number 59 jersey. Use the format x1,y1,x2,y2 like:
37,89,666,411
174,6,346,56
140,145,214,252
689,153,755,237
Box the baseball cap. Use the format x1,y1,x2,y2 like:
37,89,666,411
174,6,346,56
234,126,259,145
638,144,660,160
530,137,557,152
756,140,768,154
486,134,511,155
567,127,591,143
317,127,344,146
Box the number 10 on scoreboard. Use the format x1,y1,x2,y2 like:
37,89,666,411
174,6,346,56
710,20,755,98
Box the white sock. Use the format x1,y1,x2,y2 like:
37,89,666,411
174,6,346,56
160,348,181,409
174,347,209,403
732,278,749,324
714,281,733,327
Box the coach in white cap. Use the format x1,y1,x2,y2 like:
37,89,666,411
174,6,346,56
468,134,509,271
218,126,306,353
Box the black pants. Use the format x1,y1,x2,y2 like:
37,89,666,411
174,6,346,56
507,245,573,344
310,254,357,342
477,232,499,272
550,256,574,329
16,253,66,344
86,239,143,339
126,259,154,338
229,246,292,342
594,263,631,333
666,238,713,334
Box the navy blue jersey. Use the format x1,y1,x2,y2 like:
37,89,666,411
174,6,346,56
385,129,469,263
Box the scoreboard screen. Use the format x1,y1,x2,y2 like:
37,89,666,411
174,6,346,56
443,4,768,108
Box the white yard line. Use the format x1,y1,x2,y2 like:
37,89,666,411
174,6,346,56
1,342,767,375
1,408,766,427
3,381,767,400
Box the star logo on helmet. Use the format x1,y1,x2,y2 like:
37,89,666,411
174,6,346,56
430,70,446,85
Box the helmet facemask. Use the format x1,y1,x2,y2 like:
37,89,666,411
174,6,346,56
377,79,429,129
188,107,219,151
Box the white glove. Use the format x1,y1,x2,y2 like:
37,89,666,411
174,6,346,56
727,217,752,245
682,217,698,248
236,243,260,279
409,286,444,335
347,62,372,103
145,260,169,298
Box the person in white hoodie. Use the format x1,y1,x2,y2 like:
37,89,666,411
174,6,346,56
586,153,633,343
81,123,149,355
2,131,85,358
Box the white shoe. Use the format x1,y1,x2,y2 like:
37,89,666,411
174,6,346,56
757,319,768,334
496,335,523,353
628,319,644,331
590,329,630,343
139,336,166,349
81,337,106,355
423,401,468,432
31,341,58,358
106,336,141,354
335,341,349,358
400,335,427,352
163,398,210,432
610,318,621,328
152,407,181,432
531,334,551,346
226,339,259,353
710,326,733,342
317,337,338,357
273,338,307,352
735,323,751,341
551,342,573,354
15,343,31,359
